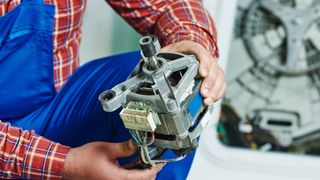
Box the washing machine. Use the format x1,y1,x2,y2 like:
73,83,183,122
189,0,320,179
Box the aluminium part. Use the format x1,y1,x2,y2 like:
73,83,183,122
99,35,213,166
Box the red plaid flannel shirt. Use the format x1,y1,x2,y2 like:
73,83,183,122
0,0,218,179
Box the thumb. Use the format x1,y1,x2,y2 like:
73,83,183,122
108,139,138,158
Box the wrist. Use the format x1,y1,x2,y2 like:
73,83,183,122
62,148,76,179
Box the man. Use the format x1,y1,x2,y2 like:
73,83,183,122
0,0,226,179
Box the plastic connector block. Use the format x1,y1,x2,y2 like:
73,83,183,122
120,102,157,132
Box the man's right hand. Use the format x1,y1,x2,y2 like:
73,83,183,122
62,140,164,180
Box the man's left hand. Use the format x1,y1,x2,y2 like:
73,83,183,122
162,40,227,106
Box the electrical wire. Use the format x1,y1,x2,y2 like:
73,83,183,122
146,132,155,145
135,130,144,146
131,130,187,165
129,130,141,146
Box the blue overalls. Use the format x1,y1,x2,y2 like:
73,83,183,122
0,0,195,179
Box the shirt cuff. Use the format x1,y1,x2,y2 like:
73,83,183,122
22,135,70,179
162,29,219,58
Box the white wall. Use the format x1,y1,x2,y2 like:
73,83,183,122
79,0,219,65
79,0,141,65
79,0,114,64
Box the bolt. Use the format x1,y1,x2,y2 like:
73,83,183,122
166,99,177,112
291,17,303,26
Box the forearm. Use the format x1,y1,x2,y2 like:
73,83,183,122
0,121,70,179
106,0,219,57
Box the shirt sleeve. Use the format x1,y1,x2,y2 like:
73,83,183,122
0,121,70,179
106,0,219,57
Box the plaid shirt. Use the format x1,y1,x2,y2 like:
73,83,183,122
0,0,218,179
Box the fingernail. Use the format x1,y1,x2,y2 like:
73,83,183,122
205,98,213,106
202,68,209,76
202,88,209,97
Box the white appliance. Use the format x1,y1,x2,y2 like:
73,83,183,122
189,0,320,179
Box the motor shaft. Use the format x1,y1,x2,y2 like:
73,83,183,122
139,35,160,70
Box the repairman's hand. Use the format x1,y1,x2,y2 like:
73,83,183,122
162,40,227,106
62,140,164,180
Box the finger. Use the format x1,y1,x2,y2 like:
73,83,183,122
210,70,225,102
201,63,218,99
216,82,227,101
190,47,213,78
108,139,138,158
198,54,212,78
123,157,141,169
155,163,166,171
121,163,165,180
203,97,214,106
